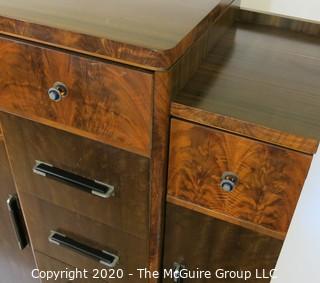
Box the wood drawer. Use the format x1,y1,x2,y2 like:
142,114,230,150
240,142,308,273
21,193,148,283
163,203,283,283
0,36,153,157
34,251,107,283
1,114,149,239
168,119,312,237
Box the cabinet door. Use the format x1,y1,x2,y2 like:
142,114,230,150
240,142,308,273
0,140,37,283
163,203,283,283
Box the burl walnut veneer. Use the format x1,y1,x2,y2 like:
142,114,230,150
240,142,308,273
0,1,319,283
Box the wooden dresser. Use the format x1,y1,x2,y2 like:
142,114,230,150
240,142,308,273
0,1,319,283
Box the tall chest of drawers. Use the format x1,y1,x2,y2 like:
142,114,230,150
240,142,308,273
0,1,320,283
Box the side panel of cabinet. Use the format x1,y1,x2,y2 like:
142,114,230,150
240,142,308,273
163,203,283,283
0,139,37,283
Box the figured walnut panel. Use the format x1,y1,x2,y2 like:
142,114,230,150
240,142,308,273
0,37,152,157
163,203,283,283
168,119,312,237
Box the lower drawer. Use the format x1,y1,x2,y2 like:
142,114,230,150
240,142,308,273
163,203,283,283
21,193,148,283
34,251,107,283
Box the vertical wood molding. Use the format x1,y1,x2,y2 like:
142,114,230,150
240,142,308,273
149,70,172,281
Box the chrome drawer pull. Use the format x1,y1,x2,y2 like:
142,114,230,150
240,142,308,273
6,194,29,250
220,172,238,192
49,231,119,268
48,82,68,102
33,161,115,198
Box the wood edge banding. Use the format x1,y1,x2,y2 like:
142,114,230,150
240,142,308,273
167,195,286,241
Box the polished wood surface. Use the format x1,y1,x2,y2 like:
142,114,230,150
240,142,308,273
0,141,37,283
163,203,283,283
172,18,320,152
20,193,148,283
0,0,234,69
238,10,320,36
171,103,318,155
168,119,311,237
34,251,107,283
0,36,152,157
1,114,149,240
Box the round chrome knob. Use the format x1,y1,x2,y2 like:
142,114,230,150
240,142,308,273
220,172,238,192
48,82,68,102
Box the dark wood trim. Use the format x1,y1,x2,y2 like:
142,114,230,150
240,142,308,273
238,9,320,36
148,71,172,281
167,195,286,240
171,102,319,154
0,1,234,70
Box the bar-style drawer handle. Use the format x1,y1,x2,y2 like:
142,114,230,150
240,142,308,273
49,231,119,268
6,194,29,250
33,161,115,198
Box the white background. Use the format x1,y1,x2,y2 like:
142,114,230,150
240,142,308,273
240,1,320,282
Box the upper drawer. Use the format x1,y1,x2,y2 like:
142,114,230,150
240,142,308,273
168,119,312,237
0,37,153,157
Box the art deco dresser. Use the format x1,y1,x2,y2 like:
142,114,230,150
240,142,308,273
0,1,319,282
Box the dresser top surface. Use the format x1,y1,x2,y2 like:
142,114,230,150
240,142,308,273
0,0,224,51
173,20,320,150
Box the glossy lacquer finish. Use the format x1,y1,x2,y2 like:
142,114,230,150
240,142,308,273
168,119,311,239
0,37,152,157
0,114,149,239
172,20,320,154
34,251,107,283
163,203,283,283
0,0,233,69
0,140,37,283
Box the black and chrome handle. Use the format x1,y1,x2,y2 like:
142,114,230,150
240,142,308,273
49,231,119,268
173,262,185,283
33,161,115,198
6,195,29,250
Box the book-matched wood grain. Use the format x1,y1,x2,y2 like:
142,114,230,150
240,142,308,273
0,0,234,70
163,203,283,283
0,37,152,157
173,19,320,152
168,119,312,238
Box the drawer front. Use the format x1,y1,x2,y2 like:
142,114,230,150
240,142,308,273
168,119,311,235
163,203,283,283
1,114,149,239
0,37,153,156
21,193,148,283
34,251,107,283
